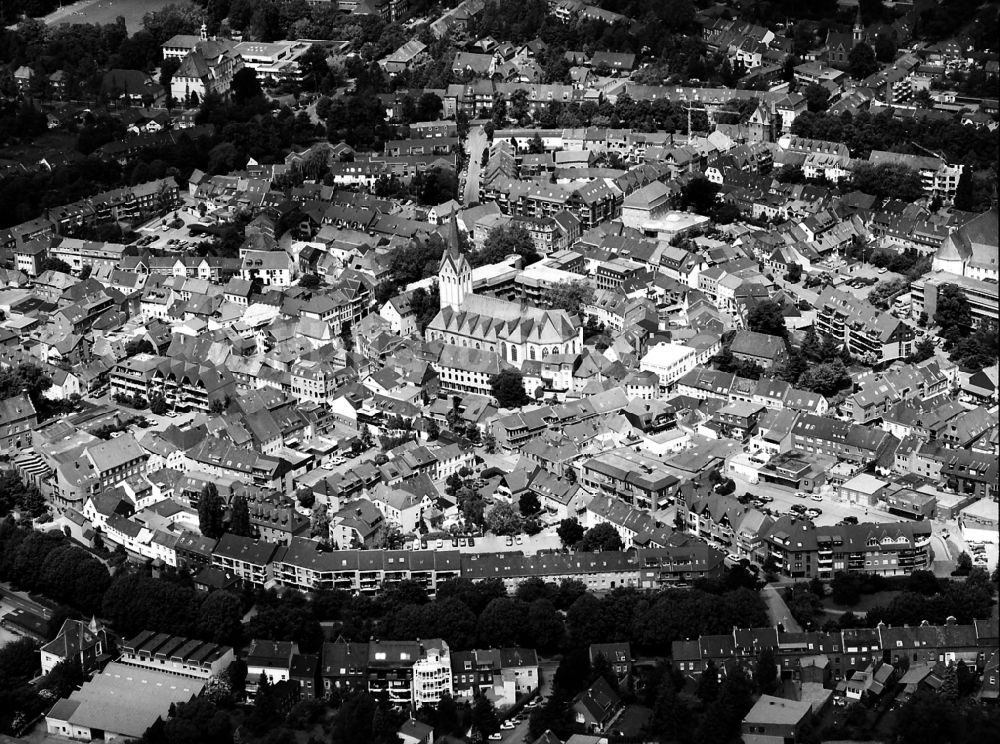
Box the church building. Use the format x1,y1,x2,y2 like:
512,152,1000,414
933,208,999,282
425,218,582,369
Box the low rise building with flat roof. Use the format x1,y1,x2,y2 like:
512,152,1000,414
45,662,205,742
959,498,999,544
741,694,812,744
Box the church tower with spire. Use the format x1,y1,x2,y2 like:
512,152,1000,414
853,6,864,44
438,214,471,311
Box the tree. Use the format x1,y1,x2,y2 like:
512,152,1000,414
197,590,244,646
526,598,565,653
906,337,935,364
803,82,831,112
490,369,529,408
198,483,224,539
680,176,719,214
149,393,168,415
472,223,541,267
124,337,156,357
753,647,779,694
649,672,690,742
797,360,850,396
485,503,522,536
557,518,585,547
956,551,973,574
476,597,528,647
697,659,720,702
577,523,623,552
299,44,330,91
418,167,458,206
848,41,878,79
42,657,85,699
40,257,72,274
544,279,595,315
229,494,251,537
299,273,321,289
747,300,788,338
230,67,263,104
416,92,443,122
471,693,500,737
518,491,541,516
934,284,972,336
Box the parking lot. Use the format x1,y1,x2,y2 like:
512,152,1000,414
134,195,214,253
727,472,903,530
405,527,563,555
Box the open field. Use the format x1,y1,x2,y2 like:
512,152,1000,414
40,0,190,34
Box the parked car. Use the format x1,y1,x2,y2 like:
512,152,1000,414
500,721,516,730
515,535,523,545
795,491,807,498
505,536,514,546
810,494,823,502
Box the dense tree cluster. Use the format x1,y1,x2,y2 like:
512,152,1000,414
0,519,110,616
0,470,47,519
791,110,998,209
101,569,245,646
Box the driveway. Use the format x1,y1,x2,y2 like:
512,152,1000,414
463,126,488,205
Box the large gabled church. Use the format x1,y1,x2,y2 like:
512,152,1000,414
424,218,582,369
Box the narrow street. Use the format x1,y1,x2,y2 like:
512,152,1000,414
762,584,803,633
463,126,487,205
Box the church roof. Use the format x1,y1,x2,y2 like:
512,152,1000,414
438,213,469,274
429,295,578,346
938,207,998,268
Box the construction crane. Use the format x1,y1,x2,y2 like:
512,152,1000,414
684,104,711,143
910,141,947,162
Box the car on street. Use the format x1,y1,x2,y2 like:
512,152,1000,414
726,553,740,563
500,721,516,730
515,535,523,545
757,495,773,503
506,536,514,546
488,734,503,741
795,491,807,498
806,508,822,518
810,494,823,502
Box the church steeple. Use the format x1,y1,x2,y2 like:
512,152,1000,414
439,213,471,311
853,6,864,44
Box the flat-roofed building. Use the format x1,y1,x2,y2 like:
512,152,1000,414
45,662,205,742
